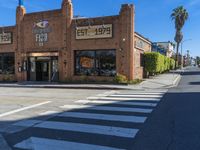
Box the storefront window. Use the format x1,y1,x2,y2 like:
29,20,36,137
0,55,2,74
30,57,36,72
75,51,95,76
75,50,116,77
52,59,58,73
0,53,15,74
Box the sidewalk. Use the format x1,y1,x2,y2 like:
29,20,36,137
137,72,181,89
0,73,181,90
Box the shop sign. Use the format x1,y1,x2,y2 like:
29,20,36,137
136,40,145,50
76,24,112,40
33,20,51,46
0,32,12,44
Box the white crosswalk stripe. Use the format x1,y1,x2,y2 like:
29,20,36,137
76,99,158,107
114,92,165,95
60,104,153,113
36,121,138,138
87,96,161,101
15,137,124,150
12,91,166,150
109,94,163,98
59,112,147,123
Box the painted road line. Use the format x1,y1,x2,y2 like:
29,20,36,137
39,111,60,116
115,92,165,95
76,100,157,107
87,97,160,101
97,90,119,97
0,101,51,118
59,112,147,123
34,121,138,138
109,94,162,98
13,120,43,127
15,137,124,150
60,104,153,113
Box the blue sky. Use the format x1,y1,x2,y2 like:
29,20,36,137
0,0,199,57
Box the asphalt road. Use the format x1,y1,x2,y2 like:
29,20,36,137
0,87,166,149
132,66,200,150
1,67,200,150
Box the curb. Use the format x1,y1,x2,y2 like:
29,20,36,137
172,74,182,87
0,84,131,90
0,74,182,90
0,134,11,150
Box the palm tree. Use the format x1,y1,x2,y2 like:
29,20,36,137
171,6,189,68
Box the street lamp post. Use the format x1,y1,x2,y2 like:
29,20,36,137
181,39,192,70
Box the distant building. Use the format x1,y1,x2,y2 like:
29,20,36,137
152,41,175,58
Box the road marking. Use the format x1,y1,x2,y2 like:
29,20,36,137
60,104,153,113
109,94,162,98
15,137,124,150
39,111,60,116
87,97,160,101
97,90,119,97
76,100,157,107
59,112,147,123
115,92,165,95
34,121,138,138
13,120,43,127
0,101,51,118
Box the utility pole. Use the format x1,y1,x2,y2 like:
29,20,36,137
181,39,192,69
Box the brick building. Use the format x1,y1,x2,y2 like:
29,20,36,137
0,0,151,82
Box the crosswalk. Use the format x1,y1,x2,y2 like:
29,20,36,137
8,90,166,150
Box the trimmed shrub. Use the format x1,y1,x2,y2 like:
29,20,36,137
170,58,175,70
113,74,128,83
144,52,176,75
144,52,160,74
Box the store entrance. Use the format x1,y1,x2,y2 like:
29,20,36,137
27,56,59,82
36,61,49,81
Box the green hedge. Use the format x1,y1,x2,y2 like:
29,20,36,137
144,52,175,75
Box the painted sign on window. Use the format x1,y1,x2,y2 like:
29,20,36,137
76,24,112,40
80,57,94,68
0,32,12,44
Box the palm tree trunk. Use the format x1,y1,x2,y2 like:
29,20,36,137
175,42,180,69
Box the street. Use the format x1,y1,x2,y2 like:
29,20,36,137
133,66,200,150
0,67,200,150
0,86,166,149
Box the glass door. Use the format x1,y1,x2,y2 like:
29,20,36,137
36,61,49,81
51,57,59,82
28,56,58,82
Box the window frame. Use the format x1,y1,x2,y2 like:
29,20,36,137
0,52,15,74
74,49,116,77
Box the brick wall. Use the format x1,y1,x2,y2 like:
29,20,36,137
0,0,151,82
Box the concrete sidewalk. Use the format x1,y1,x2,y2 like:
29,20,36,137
0,73,181,90
137,73,181,89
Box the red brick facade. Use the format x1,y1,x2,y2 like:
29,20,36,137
0,0,151,82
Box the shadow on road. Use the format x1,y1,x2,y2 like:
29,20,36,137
189,82,200,85
0,95,159,150
132,91,200,150
180,71,200,76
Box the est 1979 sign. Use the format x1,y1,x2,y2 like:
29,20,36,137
76,24,112,40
